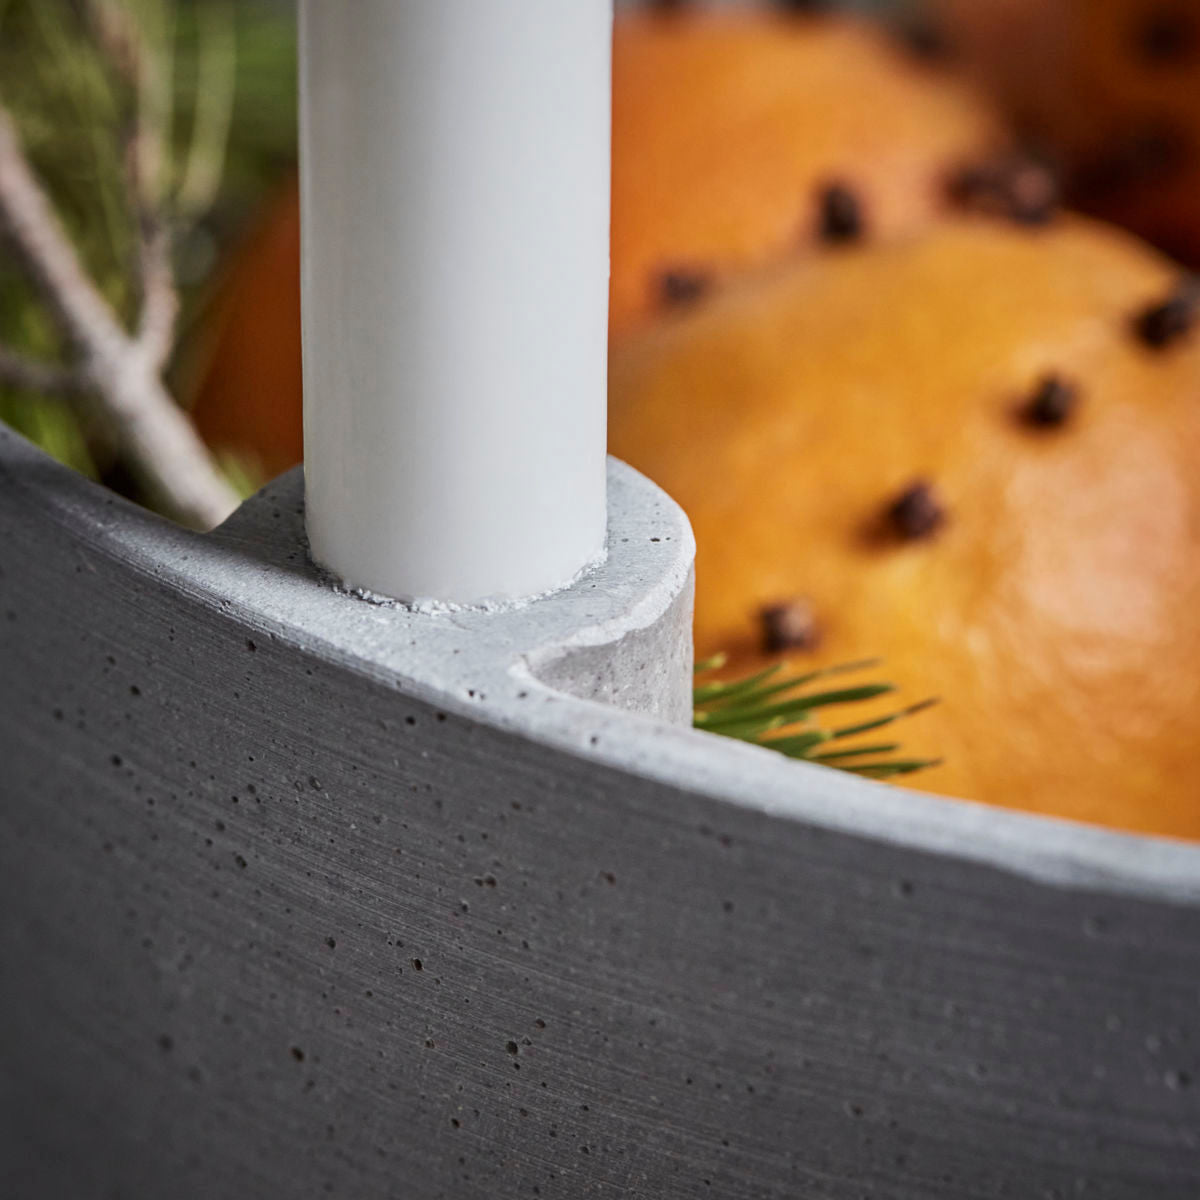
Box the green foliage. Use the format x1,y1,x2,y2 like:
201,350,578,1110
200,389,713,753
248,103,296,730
694,655,940,779
0,0,297,487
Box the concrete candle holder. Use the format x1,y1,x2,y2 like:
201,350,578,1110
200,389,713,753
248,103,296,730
2,424,1198,1199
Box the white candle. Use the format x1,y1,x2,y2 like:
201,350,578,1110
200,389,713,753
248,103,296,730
298,0,612,606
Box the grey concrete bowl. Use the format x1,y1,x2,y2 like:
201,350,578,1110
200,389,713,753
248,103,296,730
2,424,1198,1199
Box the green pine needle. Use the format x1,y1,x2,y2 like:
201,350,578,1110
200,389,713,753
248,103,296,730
693,661,782,706
694,656,939,781
810,742,900,763
829,698,940,741
697,683,895,733
844,759,944,779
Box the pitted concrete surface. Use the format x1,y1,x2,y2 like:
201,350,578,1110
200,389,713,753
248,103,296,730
2,424,1199,1200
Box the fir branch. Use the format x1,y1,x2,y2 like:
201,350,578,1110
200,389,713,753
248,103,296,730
84,0,179,370
694,657,939,781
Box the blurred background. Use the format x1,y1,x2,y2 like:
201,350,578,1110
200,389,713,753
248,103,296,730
2,0,1197,497
0,0,296,499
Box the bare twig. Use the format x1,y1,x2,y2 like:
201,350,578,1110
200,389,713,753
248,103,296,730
128,9,178,371
0,105,237,528
85,0,179,371
0,346,87,397
133,212,178,370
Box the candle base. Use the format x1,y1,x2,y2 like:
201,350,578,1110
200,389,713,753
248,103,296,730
213,455,693,724
318,540,610,618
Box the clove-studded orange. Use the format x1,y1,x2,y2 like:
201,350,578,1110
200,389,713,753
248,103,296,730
189,179,304,478
610,215,1200,838
924,0,1200,268
610,5,1008,338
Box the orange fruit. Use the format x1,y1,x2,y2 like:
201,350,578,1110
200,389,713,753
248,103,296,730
925,0,1200,266
610,5,1008,338
611,215,1200,838
189,180,303,478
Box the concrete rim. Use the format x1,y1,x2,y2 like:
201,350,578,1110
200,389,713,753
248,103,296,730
4,422,1199,905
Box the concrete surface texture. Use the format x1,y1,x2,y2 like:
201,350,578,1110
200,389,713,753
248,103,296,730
1,422,1199,1199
